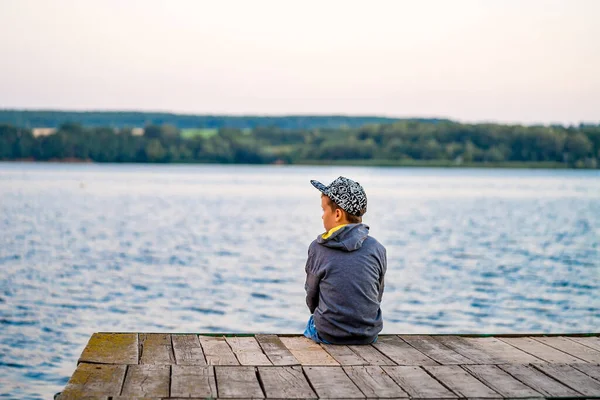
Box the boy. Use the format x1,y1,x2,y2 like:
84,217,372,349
304,176,387,345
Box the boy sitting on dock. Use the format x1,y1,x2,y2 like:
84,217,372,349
304,176,387,345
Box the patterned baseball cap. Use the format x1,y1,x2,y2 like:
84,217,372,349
310,176,367,216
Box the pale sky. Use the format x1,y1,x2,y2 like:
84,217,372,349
1,0,599,124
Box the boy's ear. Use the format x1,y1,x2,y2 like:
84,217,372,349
335,208,343,221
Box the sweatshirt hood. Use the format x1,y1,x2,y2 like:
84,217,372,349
317,223,369,252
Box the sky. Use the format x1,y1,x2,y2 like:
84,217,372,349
0,0,599,125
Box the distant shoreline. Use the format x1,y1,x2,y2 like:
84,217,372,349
2,117,598,169
5,157,94,163
0,158,573,169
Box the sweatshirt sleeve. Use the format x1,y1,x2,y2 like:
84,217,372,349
377,246,387,303
304,242,321,314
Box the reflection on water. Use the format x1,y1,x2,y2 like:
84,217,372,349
0,163,599,399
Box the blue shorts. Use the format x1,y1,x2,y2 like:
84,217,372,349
303,315,378,344
303,315,330,344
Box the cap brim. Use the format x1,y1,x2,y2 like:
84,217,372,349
310,180,329,194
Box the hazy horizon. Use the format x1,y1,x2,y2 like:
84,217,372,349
1,0,599,125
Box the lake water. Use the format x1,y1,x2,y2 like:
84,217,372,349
0,162,599,399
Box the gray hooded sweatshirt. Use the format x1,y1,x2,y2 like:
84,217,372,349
305,223,387,344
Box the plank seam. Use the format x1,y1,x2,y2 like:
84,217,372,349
497,364,538,392
420,366,460,397
345,344,369,364
224,336,242,365
301,366,319,398
272,336,300,365
170,334,177,365
168,364,172,398
370,342,400,366
213,365,220,398
491,364,552,397
396,335,447,365
565,336,600,352
377,365,411,397
137,333,143,364
400,335,441,365
195,334,210,365
458,364,515,398
531,336,593,363
168,334,176,364
529,363,586,396
477,337,546,364
320,344,367,365
440,339,481,364
256,337,272,364
438,337,500,364
571,364,600,382
118,364,128,396
73,360,116,366
254,366,267,398
340,365,369,398
495,337,558,363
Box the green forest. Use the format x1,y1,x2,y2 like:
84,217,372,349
0,111,599,168
0,110,405,130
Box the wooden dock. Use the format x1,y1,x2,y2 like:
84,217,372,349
56,333,600,399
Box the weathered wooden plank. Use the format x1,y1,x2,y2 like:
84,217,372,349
534,336,600,363
347,344,396,365
279,336,338,366
58,396,109,400
498,364,581,397
225,336,272,366
436,336,498,364
343,365,408,398
58,363,126,399
400,335,474,365
78,333,139,365
321,344,367,365
170,365,216,398
121,365,170,397
171,334,206,365
571,363,600,381
532,363,600,396
215,366,264,398
567,336,600,352
462,364,542,398
258,366,317,399
198,335,240,365
303,366,365,398
381,366,457,399
499,337,586,363
424,365,501,398
255,334,300,366
465,336,545,364
373,336,437,365
139,333,175,365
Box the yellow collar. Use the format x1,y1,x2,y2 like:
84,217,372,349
322,224,348,239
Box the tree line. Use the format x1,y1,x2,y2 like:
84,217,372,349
1,120,599,168
0,110,409,130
